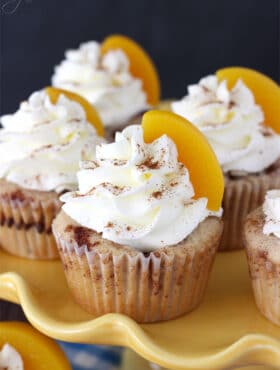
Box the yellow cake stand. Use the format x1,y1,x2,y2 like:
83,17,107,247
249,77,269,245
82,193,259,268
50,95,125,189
0,248,280,370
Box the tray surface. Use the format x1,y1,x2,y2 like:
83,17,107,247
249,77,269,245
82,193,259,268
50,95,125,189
1,249,280,369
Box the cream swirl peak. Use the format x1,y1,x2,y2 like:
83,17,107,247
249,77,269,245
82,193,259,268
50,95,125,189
61,125,221,251
0,344,23,370
172,75,280,173
0,90,104,192
52,41,148,128
263,190,280,238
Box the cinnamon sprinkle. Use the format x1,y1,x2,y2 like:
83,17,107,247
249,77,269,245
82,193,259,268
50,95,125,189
99,182,126,195
73,226,92,246
112,159,127,166
151,191,162,199
138,157,160,170
201,85,210,93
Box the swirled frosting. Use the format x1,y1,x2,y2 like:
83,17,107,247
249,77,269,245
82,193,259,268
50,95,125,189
61,125,221,251
263,190,280,238
52,41,148,128
0,90,104,192
0,344,23,370
172,75,280,173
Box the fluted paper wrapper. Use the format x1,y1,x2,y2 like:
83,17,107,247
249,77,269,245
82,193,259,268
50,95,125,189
53,233,219,323
246,248,280,326
221,171,280,251
0,226,59,259
0,188,61,259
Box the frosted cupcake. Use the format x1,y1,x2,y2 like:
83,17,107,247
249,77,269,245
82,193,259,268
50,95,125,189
53,111,224,323
52,35,160,141
172,67,280,251
0,88,104,259
244,190,280,326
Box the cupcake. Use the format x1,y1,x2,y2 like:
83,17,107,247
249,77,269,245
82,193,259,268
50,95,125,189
172,67,280,251
53,111,224,323
52,34,161,141
244,190,280,326
0,88,104,259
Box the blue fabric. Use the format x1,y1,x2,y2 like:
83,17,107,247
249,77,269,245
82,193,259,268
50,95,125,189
58,342,123,370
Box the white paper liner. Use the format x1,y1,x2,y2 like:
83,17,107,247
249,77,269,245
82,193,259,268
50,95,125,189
221,171,280,251
0,189,61,259
53,230,220,323
245,247,280,326
0,225,58,259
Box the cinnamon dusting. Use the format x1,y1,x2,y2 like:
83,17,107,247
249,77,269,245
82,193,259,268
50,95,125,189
138,157,160,170
151,191,162,199
73,226,92,246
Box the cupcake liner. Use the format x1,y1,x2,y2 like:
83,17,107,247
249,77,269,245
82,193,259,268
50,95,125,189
221,170,280,251
245,247,280,326
0,225,58,259
0,184,61,259
53,230,220,323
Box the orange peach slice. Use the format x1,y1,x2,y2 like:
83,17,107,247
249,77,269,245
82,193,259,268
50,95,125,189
142,110,224,211
45,87,104,137
0,322,71,370
216,67,280,133
101,34,160,106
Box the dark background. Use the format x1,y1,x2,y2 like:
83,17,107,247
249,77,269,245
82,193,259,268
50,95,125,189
0,0,279,116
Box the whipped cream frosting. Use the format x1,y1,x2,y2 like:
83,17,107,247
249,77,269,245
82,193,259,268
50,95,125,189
172,75,280,174
0,90,104,192
62,125,221,251
0,344,24,370
263,190,280,238
52,41,148,128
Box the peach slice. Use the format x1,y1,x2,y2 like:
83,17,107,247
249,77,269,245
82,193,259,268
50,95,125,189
216,67,280,133
45,87,104,137
0,322,71,370
142,110,224,211
101,34,160,106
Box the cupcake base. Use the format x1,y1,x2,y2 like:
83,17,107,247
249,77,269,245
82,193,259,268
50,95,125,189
220,164,280,251
0,225,58,259
0,179,61,259
53,211,223,323
244,207,280,326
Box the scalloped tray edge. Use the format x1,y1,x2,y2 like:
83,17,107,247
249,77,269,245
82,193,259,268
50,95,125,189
1,272,280,370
